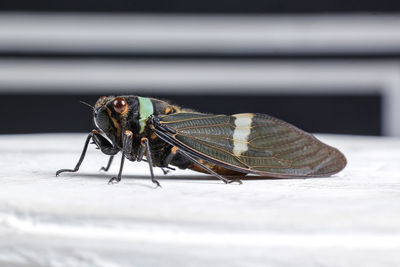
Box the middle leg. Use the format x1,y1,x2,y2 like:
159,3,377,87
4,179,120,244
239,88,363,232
137,137,161,187
100,155,114,172
108,130,133,184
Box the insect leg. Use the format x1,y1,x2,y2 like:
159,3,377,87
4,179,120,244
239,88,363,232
162,146,179,167
135,144,171,175
137,150,174,175
108,155,125,184
160,167,175,175
108,130,133,184
136,143,145,163
91,131,119,155
56,130,95,176
176,148,242,184
160,168,169,175
100,156,114,172
151,147,178,175
91,130,119,171
140,137,161,187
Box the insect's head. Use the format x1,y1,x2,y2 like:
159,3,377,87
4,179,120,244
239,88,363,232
93,96,140,142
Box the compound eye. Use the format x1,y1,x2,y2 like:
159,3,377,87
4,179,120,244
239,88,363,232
113,97,127,114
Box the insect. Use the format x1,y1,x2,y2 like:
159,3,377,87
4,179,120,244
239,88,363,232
56,95,347,186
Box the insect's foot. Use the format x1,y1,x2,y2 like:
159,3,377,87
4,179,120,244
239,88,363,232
56,169,74,176
99,166,108,172
152,179,162,188
108,177,121,184
227,179,243,185
161,168,169,175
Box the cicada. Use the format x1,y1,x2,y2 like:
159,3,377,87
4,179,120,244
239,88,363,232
56,95,347,186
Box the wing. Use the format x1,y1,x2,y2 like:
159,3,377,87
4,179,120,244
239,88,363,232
152,112,347,178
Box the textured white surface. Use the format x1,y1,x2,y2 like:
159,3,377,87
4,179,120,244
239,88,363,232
0,133,399,267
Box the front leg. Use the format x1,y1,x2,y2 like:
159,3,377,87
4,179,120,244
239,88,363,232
91,130,119,156
56,130,118,176
108,130,133,184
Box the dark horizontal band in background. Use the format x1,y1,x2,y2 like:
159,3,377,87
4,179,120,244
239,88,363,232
1,0,400,13
0,94,381,136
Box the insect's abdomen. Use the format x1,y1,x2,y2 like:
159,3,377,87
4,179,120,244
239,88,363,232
188,160,247,176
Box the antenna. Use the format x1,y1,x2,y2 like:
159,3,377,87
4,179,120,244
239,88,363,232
80,101,94,109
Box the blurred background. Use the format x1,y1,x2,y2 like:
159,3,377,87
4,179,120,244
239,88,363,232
1,1,400,136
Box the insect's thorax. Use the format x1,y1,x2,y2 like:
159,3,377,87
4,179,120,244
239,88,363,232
121,96,182,162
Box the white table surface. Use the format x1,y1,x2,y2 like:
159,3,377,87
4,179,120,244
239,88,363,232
0,133,399,267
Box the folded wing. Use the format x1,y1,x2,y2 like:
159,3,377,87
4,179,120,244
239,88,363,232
156,112,347,178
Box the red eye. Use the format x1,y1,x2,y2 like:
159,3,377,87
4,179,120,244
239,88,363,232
113,97,127,114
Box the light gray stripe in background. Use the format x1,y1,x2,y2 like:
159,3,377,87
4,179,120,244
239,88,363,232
0,60,396,93
1,13,400,54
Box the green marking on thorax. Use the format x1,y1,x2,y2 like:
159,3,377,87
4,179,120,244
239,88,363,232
138,97,154,133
